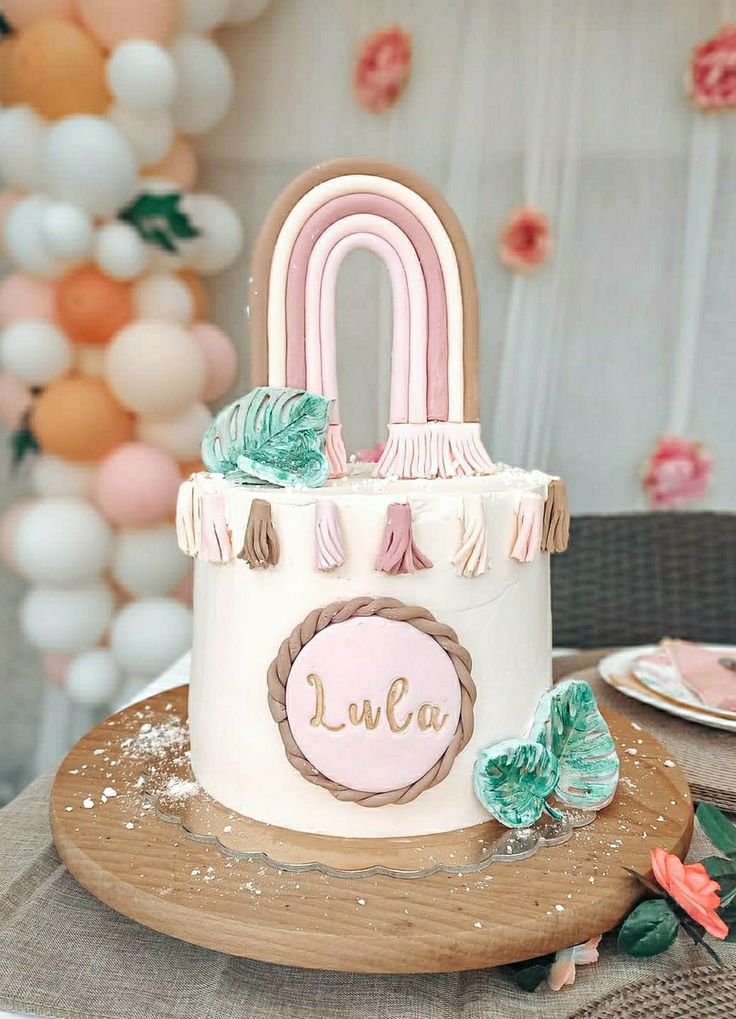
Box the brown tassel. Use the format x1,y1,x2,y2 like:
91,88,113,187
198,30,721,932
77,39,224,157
541,478,570,554
239,498,280,568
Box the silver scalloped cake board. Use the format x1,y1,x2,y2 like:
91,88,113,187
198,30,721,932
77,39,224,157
50,684,693,973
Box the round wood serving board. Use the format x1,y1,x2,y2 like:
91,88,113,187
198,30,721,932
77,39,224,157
51,685,693,973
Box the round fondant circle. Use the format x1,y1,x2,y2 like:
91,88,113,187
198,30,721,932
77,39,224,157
285,615,461,793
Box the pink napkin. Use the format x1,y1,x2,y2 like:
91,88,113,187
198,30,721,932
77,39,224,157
661,640,736,711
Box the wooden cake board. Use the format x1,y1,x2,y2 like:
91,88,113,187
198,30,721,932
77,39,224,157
51,685,693,974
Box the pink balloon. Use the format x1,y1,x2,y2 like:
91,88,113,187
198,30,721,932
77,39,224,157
42,651,74,686
170,570,193,606
75,0,176,49
143,136,198,191
93,442,181,526
0,500,32,573
3,0,75,28
190,322,239,402
0,273,57,326
0,372,32,428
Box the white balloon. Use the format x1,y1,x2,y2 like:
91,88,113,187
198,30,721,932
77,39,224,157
30,456,95,499
108,104,173,165
170,34,234,135
0,320,72,386
226,0,270,22
42,116,138,217
13,497,112,585
133,272,194,324
66,649,121,706
111,524,190,596
0,106,46,190
107,40,178,111
180,194,243,274
41,202,94,261
95,222,149,280
110,597,192,677
179,0,230,30
137,402,212,460
74,344,107,377
21,581,115,654
4,195,69,278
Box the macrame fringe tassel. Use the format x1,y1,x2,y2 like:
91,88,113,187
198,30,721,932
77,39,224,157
375,423,495,480
314,499,345,571
239,498,280,568
375,502,432,575
541,478,570,553
325,422,347,477
452,494,489,577
199,491,233,563
511,493,544,563
175,478,201,556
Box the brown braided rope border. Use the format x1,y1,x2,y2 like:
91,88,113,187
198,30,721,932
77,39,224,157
267,596,477,807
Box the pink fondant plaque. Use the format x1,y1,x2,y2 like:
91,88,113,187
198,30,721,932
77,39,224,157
285,616,462,793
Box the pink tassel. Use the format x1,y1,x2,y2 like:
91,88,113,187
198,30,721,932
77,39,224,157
325,422,347,477
511,493,543,563
315,500,345,571
199,491,233,563
375,502,432,574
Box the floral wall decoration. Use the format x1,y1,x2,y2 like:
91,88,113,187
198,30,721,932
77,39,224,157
641,436,712,510
354,26,412,114
687,24,736,111
0,0,270,708
498,206,552,273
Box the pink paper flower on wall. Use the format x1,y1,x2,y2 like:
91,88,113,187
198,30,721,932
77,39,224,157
688,24,736,111
354,27,412,114
642,436,712,509
356,441,385,464
498,207,552,273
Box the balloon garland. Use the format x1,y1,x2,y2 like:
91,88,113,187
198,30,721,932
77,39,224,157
0,0,271,704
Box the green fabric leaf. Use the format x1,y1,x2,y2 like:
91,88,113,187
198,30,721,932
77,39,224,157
702,855,736,880
697,804,736,858
512,963,551,992
473,739,561,829
531,678,619,811
119,191,200,254
617,899,679,957
202,386,332,488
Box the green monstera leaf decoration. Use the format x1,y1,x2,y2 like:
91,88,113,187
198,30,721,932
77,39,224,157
531,678,619,811
201,387,333,488
473,739,562,829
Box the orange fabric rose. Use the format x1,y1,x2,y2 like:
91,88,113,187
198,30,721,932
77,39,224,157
651,847,728,940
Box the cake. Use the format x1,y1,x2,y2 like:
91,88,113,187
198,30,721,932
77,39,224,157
177,159,577,841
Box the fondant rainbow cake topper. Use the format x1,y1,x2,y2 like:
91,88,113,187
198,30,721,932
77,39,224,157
248,157,494,479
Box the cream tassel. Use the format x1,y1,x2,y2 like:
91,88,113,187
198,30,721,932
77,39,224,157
175,478,201,556
452,494,489,577
511,493,544,563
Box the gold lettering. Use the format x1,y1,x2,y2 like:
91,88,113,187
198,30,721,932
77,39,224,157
417,703,449,732
348,700,382,729
307,674,345,731
386,677,413,733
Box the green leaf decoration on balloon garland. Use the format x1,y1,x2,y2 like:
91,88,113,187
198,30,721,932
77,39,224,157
10,408,40,467
473,739,562,829
0,13,12,35
119,191,200,253
201,386,333,488
530,678,619,811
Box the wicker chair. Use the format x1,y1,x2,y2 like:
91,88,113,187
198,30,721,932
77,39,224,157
551,512,736,648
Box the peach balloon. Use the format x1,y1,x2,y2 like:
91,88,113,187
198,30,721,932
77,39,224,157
75,0,176,50
31,376,134,462
190,322,239,401
57,265,134,345
0,500,31,573
0,273,56,325
143,136,198,191
93,442,181,526
3,0,75,29
179,457,204,476
42,651,74,686
0,189,22,255
177,270,209,320
0,38,18,104
0,372,32,428
170,571,193,607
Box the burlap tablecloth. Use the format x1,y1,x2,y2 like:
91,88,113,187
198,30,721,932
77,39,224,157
0,654,735,1019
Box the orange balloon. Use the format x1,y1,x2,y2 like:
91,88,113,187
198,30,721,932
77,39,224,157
143,136,198,191
10,19,111,120
57,265,134,345
179,457,205,476
177,270,209,321
0,38,19,104
32,377,134,462
75,0,176,50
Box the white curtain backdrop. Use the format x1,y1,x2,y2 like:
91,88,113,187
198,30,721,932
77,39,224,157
201,0,736,513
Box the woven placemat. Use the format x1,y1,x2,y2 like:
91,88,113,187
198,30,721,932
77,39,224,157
555,657,736,813
570,964,736,1019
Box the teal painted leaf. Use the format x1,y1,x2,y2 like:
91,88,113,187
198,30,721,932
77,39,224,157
696,803,736,858
201,386,332,488
473,739,561,829
618,899,679,957
531,678,619,811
